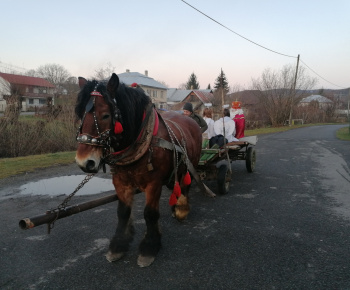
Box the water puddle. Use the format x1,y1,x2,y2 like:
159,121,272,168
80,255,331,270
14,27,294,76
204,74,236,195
19,175,114,196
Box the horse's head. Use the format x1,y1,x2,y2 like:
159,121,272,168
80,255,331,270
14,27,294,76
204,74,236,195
75,73,150,173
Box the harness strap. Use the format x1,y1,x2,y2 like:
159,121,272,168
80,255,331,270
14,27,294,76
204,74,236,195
153,137,216,198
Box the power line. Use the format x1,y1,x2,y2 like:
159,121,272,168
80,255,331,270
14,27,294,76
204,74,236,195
300,59,347,89
180,0,296,59
180,0,348,89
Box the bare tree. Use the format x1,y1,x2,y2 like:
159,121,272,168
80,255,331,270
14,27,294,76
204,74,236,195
93,62,116,81
156,80,169,88
177,83,187,90
251,64,317,126
36,64,71,88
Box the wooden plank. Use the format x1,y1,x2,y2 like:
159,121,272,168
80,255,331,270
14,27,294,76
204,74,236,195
199,144,220,165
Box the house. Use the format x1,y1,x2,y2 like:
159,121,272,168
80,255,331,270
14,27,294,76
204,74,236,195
0,72,55,112
117,70,168,109
299,95,333,108
169,89,214,115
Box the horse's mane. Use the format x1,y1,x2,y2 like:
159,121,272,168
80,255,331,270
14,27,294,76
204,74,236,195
75,79,151,149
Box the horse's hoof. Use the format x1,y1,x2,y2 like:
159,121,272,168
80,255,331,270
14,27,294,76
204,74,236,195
105,251,124,262
175,195,190,221
137,255,155,267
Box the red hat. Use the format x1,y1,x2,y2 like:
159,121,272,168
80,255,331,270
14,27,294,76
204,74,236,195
232,101,241,109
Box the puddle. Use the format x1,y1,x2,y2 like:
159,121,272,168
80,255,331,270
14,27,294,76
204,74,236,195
19,175,114,196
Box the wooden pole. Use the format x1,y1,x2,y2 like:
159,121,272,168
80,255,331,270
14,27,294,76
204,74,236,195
289,54,300,126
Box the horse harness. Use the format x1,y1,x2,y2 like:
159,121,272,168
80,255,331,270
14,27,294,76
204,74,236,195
76,86,190,173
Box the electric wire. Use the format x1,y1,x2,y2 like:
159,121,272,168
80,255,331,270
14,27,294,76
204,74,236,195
300,59,347,89
180,0,348,89
180,0,296,59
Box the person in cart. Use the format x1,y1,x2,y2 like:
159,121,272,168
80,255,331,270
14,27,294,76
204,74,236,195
230,101,245,139
183,102,208,133
211,108,239,147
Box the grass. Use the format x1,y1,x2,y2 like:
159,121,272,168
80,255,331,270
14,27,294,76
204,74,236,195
336,126,350,141
1,123,349,179
0,151,76,179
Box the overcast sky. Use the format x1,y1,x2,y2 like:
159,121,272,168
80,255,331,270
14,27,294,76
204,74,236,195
1,0,349,90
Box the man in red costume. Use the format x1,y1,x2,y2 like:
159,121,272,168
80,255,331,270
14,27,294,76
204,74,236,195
230,101,245,139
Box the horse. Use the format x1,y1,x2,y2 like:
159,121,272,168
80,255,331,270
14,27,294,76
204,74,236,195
75,73,202,267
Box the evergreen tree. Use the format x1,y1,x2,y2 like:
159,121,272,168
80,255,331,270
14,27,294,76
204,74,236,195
186,73,200,90
207,83,211,90
214,69,229,92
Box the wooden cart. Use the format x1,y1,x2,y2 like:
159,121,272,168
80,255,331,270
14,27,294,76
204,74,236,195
196,136,257,195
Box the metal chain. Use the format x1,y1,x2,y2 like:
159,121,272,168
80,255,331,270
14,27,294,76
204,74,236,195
47,174,95,233
57,174,95,210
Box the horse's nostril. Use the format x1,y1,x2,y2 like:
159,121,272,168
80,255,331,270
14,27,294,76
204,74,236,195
86,160,95,171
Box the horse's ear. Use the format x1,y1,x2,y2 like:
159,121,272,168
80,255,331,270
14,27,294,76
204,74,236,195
107,73,120,94
78,77,87,89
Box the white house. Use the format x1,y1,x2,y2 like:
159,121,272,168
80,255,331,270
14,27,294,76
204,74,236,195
117,70,168,109
299,95,333,108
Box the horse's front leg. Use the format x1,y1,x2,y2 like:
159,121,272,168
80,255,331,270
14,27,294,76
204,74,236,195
137,184,162,267
106,183,135,262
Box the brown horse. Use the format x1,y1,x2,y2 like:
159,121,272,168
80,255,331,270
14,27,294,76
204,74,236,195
75,73,202,267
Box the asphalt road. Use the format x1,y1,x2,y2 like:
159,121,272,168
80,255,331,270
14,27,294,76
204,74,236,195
1,125,350,290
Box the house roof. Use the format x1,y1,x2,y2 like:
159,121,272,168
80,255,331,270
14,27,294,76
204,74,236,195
167,88,213,103
300,95,332,103
0,72,55,88
117,71,167,89
167,89,192,102
192,90,213,104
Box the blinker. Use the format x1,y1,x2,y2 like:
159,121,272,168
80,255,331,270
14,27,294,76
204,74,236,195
85,96,94,112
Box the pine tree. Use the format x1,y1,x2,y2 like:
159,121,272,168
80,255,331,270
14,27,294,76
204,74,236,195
207,84,211,90
186,73,200,90
214,69,229,92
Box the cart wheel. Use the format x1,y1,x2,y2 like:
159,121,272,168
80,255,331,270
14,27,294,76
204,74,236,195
246,147,256,173
217,164,230,195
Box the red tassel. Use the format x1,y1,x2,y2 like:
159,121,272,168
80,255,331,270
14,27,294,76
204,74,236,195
183,171,191,186
114,121,123,134
169,193,177,206
173,181,181,197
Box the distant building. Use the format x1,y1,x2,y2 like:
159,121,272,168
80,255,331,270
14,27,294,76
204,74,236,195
299,95,333,108
0,72,55,112
168,89,214,114
118,70,168,109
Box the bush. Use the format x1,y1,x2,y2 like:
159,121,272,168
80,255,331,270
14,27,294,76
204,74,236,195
0,105,77,158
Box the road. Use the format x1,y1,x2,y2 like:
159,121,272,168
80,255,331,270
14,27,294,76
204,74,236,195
1,125,350,289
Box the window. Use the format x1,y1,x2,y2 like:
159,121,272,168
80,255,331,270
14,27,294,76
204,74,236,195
39,99,46,105
29,99,34,104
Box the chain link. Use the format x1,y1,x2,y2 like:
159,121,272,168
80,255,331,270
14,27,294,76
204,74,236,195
57,174,95,210
47,174,95,233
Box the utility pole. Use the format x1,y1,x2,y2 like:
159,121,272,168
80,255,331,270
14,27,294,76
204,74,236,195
221,68,224,108
348,88,350,134
289,54,300,126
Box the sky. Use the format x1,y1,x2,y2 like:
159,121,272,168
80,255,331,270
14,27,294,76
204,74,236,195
1,0,349,91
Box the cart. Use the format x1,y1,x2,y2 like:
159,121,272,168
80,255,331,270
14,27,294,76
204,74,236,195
196,136,257,195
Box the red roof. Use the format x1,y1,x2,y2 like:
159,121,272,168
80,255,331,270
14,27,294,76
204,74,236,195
0,72,55,88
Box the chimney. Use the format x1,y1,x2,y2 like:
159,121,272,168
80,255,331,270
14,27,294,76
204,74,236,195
145,70,148,76
126,69,130,73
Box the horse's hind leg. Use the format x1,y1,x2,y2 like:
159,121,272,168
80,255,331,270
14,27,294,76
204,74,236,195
106,200,135,262
174,180,191,221
137,187,162,267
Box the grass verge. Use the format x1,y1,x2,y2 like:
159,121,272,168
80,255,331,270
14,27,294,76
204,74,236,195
0,151,76,179
336,126,350,141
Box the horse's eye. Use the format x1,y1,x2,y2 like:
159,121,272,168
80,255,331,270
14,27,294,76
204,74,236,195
102,114,110,120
